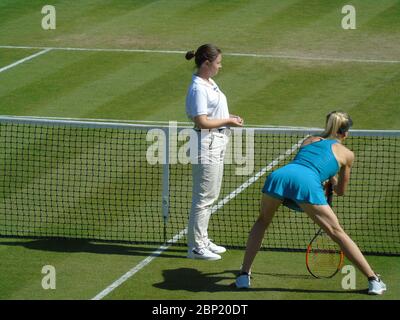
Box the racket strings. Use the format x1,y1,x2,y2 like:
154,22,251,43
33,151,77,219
308,234,343,278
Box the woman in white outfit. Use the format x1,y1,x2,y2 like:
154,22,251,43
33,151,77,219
185,44,244,260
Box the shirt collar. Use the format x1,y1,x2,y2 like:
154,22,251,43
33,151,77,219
192,74,216,88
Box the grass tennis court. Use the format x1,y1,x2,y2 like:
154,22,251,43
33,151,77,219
0,0,399,300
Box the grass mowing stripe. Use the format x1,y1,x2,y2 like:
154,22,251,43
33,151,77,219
91,137,305,300
0,49,51,73
1,45,400,64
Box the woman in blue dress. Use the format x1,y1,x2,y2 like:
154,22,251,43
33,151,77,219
235,111,386,295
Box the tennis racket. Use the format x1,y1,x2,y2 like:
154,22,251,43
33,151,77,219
305,181,344,279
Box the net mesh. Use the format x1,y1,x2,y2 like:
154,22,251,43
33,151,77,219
0,117,399,256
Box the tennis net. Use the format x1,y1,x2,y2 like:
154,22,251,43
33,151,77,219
0,116,399,255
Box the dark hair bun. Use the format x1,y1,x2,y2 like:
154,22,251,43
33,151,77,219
185,50,195,60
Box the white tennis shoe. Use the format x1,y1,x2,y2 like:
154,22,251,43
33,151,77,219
206,240,226,254
187,248,221,260
368,276,387,295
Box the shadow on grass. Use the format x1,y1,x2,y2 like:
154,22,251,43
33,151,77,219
251,271,312,280
0,239,187,259
153,268,367,295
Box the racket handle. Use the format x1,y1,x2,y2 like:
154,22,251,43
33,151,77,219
324,181,334,206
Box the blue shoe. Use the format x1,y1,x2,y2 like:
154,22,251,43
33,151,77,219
235,272,250,289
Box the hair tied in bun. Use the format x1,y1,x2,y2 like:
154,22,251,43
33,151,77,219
185,50,195,60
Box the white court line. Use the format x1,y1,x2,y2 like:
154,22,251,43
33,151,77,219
91,136,307,300
1,45,399,64
227,52,400,64
0,48,52,73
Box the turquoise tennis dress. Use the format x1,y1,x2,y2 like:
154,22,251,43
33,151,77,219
262,139,340,208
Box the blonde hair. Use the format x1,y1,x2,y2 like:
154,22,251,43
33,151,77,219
321,111,353,139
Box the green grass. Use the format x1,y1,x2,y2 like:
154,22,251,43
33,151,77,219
109,249,399,300
0,238,162,299
0,0,399,128
0,48,39,68
0,0,399,300
0,51,399,128
1,239,398,300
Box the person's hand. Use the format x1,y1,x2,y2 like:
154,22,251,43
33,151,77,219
229,116,244,127
329,176,338,186
329,176,339,194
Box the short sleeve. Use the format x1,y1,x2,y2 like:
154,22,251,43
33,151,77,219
186,86,208,119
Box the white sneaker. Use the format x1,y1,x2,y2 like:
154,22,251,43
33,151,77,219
207,240,226,254
187,248,221,260
235,272,250,289
368,277,387,295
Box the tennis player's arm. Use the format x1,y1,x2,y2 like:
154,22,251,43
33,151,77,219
193,115,243,129
334,150,354,196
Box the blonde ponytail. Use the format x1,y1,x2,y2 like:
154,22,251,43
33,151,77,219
321,111,353,139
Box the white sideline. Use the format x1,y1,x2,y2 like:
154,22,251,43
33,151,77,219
91,137,306,300
1,45,399,64
0,48,52,73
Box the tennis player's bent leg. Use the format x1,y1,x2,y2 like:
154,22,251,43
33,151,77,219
239,194,282,275
299,203,376,279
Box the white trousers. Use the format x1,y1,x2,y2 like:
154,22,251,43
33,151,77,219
187,131,229,250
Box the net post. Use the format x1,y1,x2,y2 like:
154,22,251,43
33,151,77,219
161,126,170,243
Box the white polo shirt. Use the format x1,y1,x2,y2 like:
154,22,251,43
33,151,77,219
185,75,230,124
